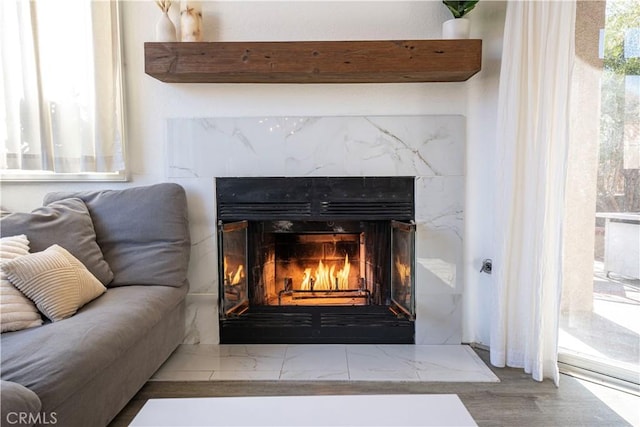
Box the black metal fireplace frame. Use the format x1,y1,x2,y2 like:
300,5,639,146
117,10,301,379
216,176,415,221
216,176,416,344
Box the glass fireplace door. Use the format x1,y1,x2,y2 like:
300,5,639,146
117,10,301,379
390,220,416,319
218,220,249,317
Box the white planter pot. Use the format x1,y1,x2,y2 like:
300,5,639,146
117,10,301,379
442,18,470,39
155,12,177,42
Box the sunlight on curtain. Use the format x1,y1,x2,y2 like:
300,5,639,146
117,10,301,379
491,1,577,385
0,0,124,177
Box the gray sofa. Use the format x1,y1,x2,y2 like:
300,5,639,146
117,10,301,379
0,183,190,427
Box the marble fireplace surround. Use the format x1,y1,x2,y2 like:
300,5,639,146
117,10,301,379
167,115,464,345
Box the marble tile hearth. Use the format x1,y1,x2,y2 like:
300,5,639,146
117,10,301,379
151,344,499,382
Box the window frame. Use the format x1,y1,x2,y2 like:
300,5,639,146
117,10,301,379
0,0,128,183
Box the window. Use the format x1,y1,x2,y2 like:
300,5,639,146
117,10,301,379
560,0,639,390
0,0,126,181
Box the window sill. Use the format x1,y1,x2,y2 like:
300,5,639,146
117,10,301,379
0,170,128,182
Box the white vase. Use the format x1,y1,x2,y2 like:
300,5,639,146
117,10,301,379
180,1,203,42
442,18,470,39
155,12,177,42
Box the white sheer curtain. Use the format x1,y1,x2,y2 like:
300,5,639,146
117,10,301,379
0,0,124,177
491,1,576,385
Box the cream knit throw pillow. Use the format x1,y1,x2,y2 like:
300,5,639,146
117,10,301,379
0,235,43,332
3,244,106,322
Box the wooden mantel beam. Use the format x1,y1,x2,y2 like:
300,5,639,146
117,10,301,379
144,40,482,84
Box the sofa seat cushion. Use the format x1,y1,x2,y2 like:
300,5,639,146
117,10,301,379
0,283,188,412
43,183,190,287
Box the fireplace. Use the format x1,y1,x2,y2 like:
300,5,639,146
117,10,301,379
217,177,416,344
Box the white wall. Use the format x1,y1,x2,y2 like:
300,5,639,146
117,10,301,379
0,1,505,346
464,1,506,345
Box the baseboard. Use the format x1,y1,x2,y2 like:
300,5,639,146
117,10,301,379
467,342,489,352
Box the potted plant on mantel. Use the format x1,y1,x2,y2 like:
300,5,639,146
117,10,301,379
442,0,479,39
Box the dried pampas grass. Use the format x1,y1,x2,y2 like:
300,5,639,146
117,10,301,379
156,1,172,13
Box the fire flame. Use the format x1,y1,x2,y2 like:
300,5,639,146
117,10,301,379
395,257,411,284
224,256,244,285
300,254,351,291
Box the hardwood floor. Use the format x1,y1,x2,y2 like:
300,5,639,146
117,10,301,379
109,348,639,426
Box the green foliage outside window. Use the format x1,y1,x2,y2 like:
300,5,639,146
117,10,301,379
598,0,640,213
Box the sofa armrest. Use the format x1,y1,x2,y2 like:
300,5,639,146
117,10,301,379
1,380,42,427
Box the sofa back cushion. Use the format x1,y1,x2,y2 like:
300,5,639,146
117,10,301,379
43,183,190,287
0,198,114,285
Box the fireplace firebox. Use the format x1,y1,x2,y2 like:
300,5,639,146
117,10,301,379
217,177,416,344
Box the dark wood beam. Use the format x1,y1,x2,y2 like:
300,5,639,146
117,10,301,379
144,40,482,83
